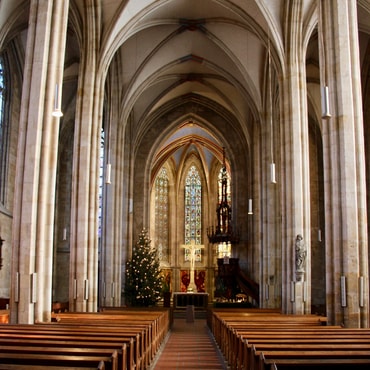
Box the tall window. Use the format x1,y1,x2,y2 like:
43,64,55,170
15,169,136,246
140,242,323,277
184,165,202,246
98,128,104,238
0,55,9,205
155,167,169,263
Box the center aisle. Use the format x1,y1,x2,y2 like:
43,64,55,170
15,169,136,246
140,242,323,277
150,317,228,369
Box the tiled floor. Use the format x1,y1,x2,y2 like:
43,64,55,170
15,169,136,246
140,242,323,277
150,318,228,370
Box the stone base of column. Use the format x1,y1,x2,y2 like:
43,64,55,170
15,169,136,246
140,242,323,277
293,281,305,315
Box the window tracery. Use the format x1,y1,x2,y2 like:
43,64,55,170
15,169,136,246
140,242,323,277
184,165,202,261
0,55,9,205
155,167,169,263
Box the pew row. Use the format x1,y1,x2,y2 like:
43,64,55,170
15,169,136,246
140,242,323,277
208,309,370,370
50,309,170,365
0,350,117,370
0,308,170,370
259,351,370,370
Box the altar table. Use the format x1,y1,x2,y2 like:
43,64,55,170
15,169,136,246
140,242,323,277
173,292,209,310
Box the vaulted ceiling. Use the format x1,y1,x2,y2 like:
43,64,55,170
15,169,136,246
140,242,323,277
1,0,370,174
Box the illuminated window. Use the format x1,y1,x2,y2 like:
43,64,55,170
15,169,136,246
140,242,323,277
0,55,9,205
184,165,202,260
155,167,169,262
98,128,104,238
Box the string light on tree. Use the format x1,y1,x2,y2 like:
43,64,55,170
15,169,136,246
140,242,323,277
124,229,163,306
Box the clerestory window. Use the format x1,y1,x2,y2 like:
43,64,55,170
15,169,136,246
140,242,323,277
0,55,10,205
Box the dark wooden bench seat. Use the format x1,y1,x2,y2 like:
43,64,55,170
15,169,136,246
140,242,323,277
209,309,370,370
258,350,370,370
235,328,370,364
47,319,160,367
250,344,370,370
211,311,328,355
233,328,370,369
0,338,127,369
0,351,116,369
48,321,153,366
216,323,338,366
51,311,169,348
0,309,170,370
264,358,370,370
1,324,144,364
49,310,170,366
0,363,105,370
0,326,137,370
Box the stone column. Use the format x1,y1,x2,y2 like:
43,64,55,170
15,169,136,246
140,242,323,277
99,61,122,307
69,1,103,312
279,0,311,314
10,0,69,323
318,0,368,327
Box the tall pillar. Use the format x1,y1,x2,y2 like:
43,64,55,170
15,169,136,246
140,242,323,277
100,61,122,307
69,1,102,312
10,0,69,323
318,0,368,327
279,0,311,314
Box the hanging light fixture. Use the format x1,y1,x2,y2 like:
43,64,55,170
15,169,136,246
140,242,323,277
248,198,253,215
207,148,240,245
105,162,111,184
321,86,331,119
270,162,276,184
62,227,67,241
52,83,63,117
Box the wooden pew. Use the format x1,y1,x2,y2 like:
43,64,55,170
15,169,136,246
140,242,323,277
0,350,117,369
250,344,370,370
258,350,370,370
50,309,170,366
0,309,170,370
51,309,170,368
263,358,370,370
234,328,370,369
2,307,170,369
209,309,370,370
0,325,137,370
210,311,328,367
0,362,105,370
210,310,327,353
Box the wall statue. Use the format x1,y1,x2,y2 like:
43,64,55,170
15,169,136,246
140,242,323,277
295,234,306,277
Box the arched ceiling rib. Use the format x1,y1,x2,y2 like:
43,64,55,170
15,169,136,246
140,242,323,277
102,0,282,140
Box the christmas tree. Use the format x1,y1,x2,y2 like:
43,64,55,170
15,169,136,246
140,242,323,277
124,229,163,306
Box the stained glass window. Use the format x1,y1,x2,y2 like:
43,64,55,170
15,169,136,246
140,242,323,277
155,167,169,263
0,55,9,205
184,165,202,261
0,56,4,129
98,128,104,238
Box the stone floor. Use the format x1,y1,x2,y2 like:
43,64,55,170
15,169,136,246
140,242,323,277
149,318,228,369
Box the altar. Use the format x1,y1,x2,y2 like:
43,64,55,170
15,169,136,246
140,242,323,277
173,292,209,310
